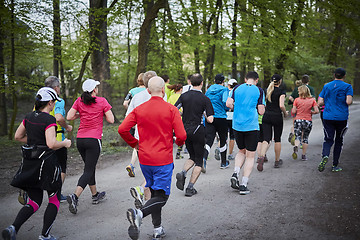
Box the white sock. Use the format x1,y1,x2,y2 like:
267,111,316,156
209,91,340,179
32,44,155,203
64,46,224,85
234,166,240,175
241,177,249,187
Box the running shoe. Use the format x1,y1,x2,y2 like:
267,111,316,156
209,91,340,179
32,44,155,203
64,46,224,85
60,194,67,203
92,191,106,204
183,148,188,154
331,165,343,172
214,147,220,160
257,157,265,172
318,156,329,172
126,164,135,177
201,158,206,173
220,161,230,169
302,155,307,161
18,189,28,205
127,208,142,240
230,173,240,190
67,193,78,214
239,185,250,195
228,154,235,161
185,187,198,197
288,132,294,143
292,146,298,159
274,159,283,168
264,155,269,163
175,152,183,159
38,234,57,240
130,186,145,209
2,225,16,240
290,134,295,146
152,226,166,240
176,172,186,191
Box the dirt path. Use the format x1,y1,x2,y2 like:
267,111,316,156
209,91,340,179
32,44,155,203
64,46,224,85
1,104,359,240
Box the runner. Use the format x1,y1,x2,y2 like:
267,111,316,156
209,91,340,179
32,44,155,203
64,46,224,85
317,68,353,172
2,87,71,240
203,74,229,170
167,83,184,159
174,73,214,196
291,85,319,161
123,73,146,109
162,74,173,101
287,79,302,145
182,75,193,94
118,76,186,240
257,74,288,171
225,79,238,161
226,71,265,195
65,79,114,214
18,76,73,205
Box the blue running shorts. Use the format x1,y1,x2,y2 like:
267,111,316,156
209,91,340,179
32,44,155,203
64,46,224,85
140,163,174,195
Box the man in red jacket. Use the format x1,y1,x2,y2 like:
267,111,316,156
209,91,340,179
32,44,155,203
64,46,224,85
118,76,186,240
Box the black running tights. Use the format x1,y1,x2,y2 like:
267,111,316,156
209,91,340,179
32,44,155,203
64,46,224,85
13,188,60,237
141,188,169,228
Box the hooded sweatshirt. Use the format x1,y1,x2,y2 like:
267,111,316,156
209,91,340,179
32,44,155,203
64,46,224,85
205,84,229,119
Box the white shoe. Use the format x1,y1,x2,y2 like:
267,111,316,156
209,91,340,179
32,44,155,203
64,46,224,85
127,208,142,239
153,226,166,239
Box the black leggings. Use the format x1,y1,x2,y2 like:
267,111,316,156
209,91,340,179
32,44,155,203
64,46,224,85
13,188,60,237
204,118,228,164
262,114,283,143
185,125,205,167
76,138,101,189
141,188,169,228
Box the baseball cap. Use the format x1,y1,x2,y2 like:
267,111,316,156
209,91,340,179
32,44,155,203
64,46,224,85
215,73,225,83
334,68,346,78
36,87,61,102
82,79,100,92
228,79,237,85
271,74,282,82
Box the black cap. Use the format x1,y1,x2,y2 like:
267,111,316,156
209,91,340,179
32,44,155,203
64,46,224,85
271,74,282,82
215,73,225,83
334,68,346,78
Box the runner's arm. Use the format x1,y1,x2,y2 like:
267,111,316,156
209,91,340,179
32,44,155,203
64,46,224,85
45,126,71,150
55,113,72,132
226,97,234,110
346,95,353,106
104,109,114,124
14,122,27,143
318,97,324,107
118,111,138,148
279,94,288,117
66,108,79,120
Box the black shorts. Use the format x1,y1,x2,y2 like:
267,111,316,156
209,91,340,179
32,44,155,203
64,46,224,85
258,124,264,142
234,130,259,152
185,124,205,167
55,147,67,174
227,120,235,140
262,113,283,143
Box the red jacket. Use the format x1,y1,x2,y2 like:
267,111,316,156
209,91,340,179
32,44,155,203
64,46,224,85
118,96,186,166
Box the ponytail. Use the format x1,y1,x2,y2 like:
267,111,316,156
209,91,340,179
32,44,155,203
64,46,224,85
167,84,183,92
266,82,275,102
81,91,96,105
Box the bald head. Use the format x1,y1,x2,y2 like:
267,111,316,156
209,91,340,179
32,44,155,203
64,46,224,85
148,76,165,96
143,71,157,88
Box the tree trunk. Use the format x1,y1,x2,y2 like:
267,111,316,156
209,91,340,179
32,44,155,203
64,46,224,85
275,0,305,75
135,0,166,82
165,0,184,82
326,21,343,66
354,43,360,94
231,0,239,79
8,0,17,140
190,0,200,74
260,5,271,88
53,0,61,77
125,1,132,92
0,0,7,136
89,0,111,98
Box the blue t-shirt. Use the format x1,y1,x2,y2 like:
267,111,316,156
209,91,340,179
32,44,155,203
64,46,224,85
232,83,265,132
129,87,146,97
205,84,229,118
52,98,66,141
319,80,353,121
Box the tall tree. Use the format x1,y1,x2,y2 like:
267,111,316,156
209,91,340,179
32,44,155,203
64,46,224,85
0,0,7,136
53,0,61,77
135,0,166,82
8,0,16,140
231,0,239,80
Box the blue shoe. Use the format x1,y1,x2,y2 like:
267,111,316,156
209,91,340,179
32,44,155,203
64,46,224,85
318,156,329,172
201,158,207,173
92,191,106,204
60,194,67,203
126,164,135,177
220,161,230,169
2,225,16,240
39,234,57,240
331,165,342,172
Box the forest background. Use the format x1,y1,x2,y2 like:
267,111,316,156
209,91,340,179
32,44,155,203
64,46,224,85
0,0,359,140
